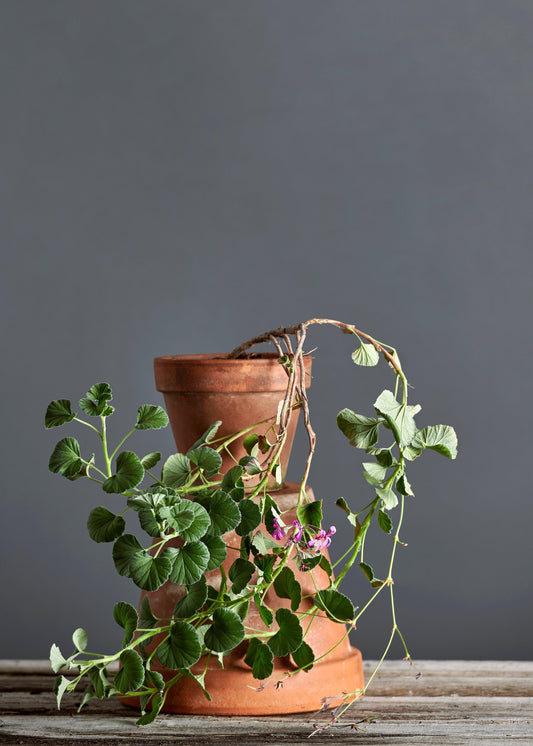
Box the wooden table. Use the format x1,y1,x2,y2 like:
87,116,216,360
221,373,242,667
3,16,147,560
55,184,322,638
0,660,531,744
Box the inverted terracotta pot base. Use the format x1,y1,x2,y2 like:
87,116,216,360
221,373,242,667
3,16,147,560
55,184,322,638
121,483,364,716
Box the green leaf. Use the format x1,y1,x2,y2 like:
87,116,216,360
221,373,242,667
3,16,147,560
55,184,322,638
243,433,260,456
168,542,210,585
244,638,274,680
378,509,393,534
335,497,360,528
292,641,315,672
140,451,162,470
396,473,414,496
102,451,144,493
50,644,67,674
190,421,222,450
113,602,138,646
412,425,458,459
112,535,172,590
273,567,301,612
228,558,255,595
72,628,88,652
375,486,398,510
359,561,385,588
49,437,82,478
315,589,355,622
206,491,242,536
54,675,72,708
251,531,281,554
374,449,395,468
113,534,143,577
362,461,389,486
221,465,245,494
268,608,303,657
187,446,222,477
352,342,379,367
174,577,208,618
204,608,245,653
45,399,76,428
139,596,158,630
296,500,323,530
337,410,382,450
254,595,274,627
87,506,125,543
114,649,145,694
202,535,227,571
239,455,262,476
135,405,169,430
374,390,416,447
136,692,163,726
79,383,113,417
254,552,278,582
162,500,210,543
138,508,162,538
156,622,202,669
236,500,262,537
162,453,191,488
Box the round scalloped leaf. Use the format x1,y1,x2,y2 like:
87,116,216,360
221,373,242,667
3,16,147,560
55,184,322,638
136,692,163,726
135,405,169,431
173,577,208,618
139,596,158,630
273,567,302,612
236,500,262,537
163,501,210,543
72,627,88,652
87,506,125,543
292,641,315,672
201,535,227,571
412,425,458,460
112,534,172,590
130,551,173,591
244,638,274,680
49,437,82,478
352,342,380,367
113,602,138,647
102,451,144,493
140,451,162,470
79,383,113,417
315,588,355,622
187,446,222,478
114,649,145,694
206,491,241,536
138,508,162,538
204,608,245,653
228,558,255,595
168,541,210,585
156,621,202,670
45,399,76,429
337,409,381,450
267,609,303,657
162,453,191,488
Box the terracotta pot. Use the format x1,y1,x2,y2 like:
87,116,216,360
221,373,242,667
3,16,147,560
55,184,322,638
124,353,364,715
138,483,363,715
153,352,312,486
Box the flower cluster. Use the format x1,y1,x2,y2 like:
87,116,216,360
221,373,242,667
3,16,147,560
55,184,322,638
271,517,336,554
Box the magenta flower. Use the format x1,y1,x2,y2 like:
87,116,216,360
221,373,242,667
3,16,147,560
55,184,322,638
271,517,286,541
292,520,304,542
308,526,336,552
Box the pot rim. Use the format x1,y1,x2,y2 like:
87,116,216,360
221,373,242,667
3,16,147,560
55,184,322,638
154,352,312,393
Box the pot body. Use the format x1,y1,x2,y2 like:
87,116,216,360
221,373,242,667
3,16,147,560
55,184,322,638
153,352,312,485
124,353,364,715
136,483,363,715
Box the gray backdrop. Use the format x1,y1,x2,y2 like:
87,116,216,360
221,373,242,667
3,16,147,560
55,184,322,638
1,1,532,662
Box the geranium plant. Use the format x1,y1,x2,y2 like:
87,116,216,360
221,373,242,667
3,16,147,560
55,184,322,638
46,318,457,728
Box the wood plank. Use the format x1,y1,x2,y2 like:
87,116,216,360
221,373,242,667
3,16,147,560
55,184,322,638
1,661,532,745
